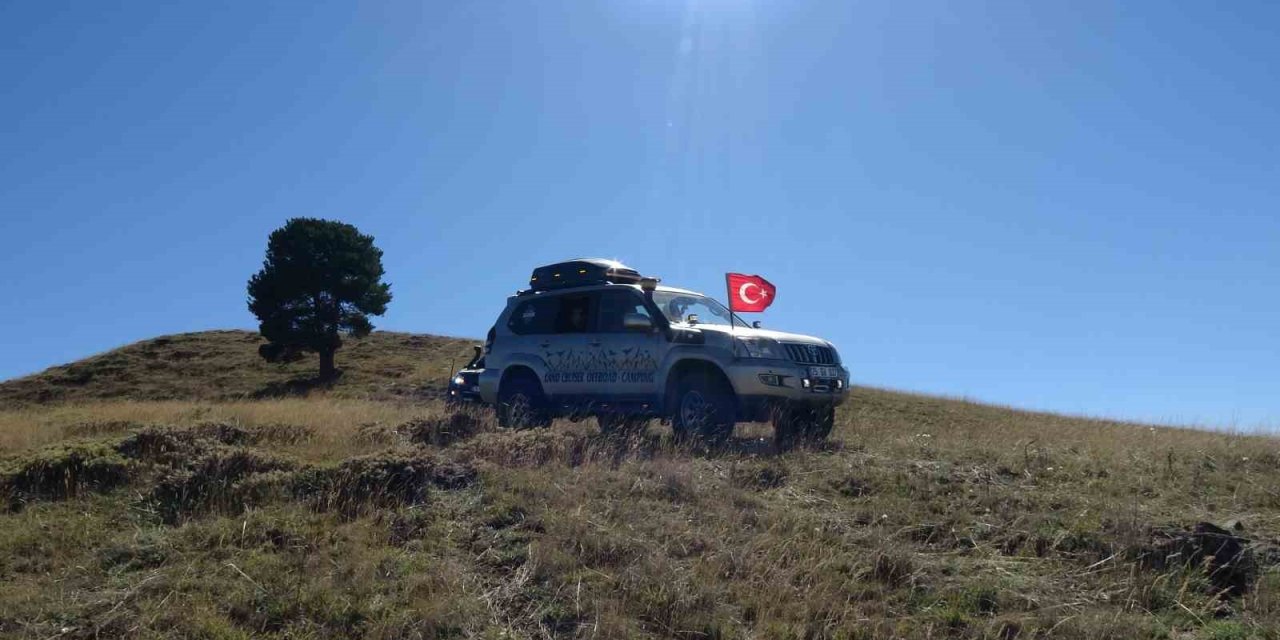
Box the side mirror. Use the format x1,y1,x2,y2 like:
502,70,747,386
623,313,654,331
752,321,762,329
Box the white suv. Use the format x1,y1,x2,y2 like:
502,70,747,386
478,259,849,446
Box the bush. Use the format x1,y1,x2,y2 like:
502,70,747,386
149,448,295,524
116,425,237,464
293,450,476,518
0,441,134,508
397,412,486,447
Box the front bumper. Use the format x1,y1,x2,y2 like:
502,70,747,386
447,371,484,404
446,386,483,404
724,359,849,418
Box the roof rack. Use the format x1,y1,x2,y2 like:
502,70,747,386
527,258,643,292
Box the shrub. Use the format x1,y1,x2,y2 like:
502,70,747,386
0,441,134,508
293,450,476,518
148,448,295,524
397,412,486,447
116,425,232,465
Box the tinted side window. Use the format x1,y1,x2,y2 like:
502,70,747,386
507,297,558,335
553,294,594,334
595,290,651,333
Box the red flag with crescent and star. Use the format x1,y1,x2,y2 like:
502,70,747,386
726,273,776,312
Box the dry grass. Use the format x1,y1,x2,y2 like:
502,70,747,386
1,330,1279,638
0,329,477,407
0,398,433,459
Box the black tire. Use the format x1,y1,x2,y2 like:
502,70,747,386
597,413,649,436
670,370,735,446
497,372,550,429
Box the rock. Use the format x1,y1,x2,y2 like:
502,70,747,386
1149,522,1257,596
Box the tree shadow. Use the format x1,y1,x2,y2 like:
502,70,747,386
250,371,342,399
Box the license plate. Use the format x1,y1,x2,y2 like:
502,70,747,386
809,366,840,379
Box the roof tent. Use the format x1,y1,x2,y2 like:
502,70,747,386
529,258,642,292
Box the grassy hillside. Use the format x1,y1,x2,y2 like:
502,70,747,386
0,330,479,406
2,331,1279,639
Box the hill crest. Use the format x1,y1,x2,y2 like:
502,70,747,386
0,330,479,407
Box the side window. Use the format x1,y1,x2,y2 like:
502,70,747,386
507,297,557,335
595,290,651,333
553,294,593,334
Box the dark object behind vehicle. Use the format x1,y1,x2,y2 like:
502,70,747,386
447,346,484,404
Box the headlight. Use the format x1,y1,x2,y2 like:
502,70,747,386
736,336,784,359
453,376,466,386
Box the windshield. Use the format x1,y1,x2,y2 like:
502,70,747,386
652,291,749,328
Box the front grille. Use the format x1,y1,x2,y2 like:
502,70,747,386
783,343,836,365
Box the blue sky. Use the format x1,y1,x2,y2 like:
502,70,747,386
2,1,1277,430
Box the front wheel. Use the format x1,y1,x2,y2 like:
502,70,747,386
670,371,736,446
496,374,550,429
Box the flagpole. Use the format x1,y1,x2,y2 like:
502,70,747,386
725,272,735,359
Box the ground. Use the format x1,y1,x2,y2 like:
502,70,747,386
1,330,1278,639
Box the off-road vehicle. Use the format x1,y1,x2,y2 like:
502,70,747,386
446,345,484,405
477,259,849,446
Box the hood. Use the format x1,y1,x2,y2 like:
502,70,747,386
688,323,829,346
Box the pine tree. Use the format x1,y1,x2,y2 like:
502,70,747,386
247,218,392,379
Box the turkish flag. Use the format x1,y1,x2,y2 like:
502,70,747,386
726,273,776,312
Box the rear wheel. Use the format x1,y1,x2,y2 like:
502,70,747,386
670,370,735,446
497,373,550,429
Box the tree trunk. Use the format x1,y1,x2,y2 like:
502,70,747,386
318,348,336,380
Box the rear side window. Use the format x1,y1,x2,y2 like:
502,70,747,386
553,294,593,334
507,297,558,335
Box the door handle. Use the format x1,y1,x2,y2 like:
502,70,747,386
588,340,602,347
538,342,551,348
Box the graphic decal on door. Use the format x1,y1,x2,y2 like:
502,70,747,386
541,347,658,384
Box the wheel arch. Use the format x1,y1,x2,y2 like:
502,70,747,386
499,365,541,391
662,358,733,415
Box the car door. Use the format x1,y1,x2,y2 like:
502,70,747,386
502,294,558,385
535,292,598,401
589,288,663,403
